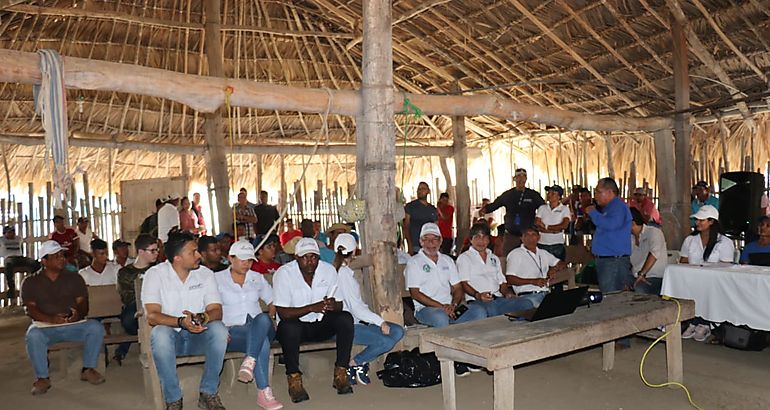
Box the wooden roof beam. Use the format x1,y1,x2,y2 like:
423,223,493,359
507,0,648,116
666,0,754,124
0,48,672,132
345,0,451,50
5,4,354,39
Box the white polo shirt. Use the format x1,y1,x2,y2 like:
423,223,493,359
630,225,668,279
140,261,222,331
506,245,559,294
77,228,95,253
79,262,120,286
680,233,735,264
157,203,180,243
405,249,460,312
456,247,505,301
272,260,338,323
214,268,274,327
535,203,571,245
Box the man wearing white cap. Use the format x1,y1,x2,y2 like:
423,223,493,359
157,194,181,244
406,223,487,328
22,240,106,395
215,241,282,410
141,231,228,410
272,237,354,403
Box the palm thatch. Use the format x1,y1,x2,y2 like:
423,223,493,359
0,0,769,196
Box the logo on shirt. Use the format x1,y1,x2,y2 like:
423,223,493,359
422,264,431,273
491,258,497,267
188,283,203,290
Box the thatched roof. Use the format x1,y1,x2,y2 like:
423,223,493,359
0,0,769,195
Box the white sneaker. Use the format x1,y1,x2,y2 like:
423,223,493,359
693,325,711,342
681,324,697,339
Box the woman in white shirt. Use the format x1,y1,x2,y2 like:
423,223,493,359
679,205,734,265
333,233,404,386
214,240,282,410
678,205,734,343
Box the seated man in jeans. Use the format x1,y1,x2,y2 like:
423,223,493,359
141,231,228,410
273,238,354,403
114,233,159,364
22,240,106,395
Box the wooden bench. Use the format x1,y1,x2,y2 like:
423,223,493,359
48,284,138,372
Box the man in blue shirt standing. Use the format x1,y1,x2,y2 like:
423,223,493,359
691,181,719,227
586,178,633,294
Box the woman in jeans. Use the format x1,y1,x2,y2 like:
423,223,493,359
215,240,283,410
332,233,404,385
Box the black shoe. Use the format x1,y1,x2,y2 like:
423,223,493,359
454,363,470,377
466,364,483,373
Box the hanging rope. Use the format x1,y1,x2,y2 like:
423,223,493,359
34,49,75,208
251,88,334,251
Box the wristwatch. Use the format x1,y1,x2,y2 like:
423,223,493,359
177,316,185,328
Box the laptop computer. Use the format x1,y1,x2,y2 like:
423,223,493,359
748,252,770,267
505,286,589,322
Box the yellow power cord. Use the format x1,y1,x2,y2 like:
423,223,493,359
639,295,703,410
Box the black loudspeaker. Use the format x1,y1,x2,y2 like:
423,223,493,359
719,171,765,236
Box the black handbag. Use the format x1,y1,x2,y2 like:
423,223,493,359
376,348,442,388
722,323,767,351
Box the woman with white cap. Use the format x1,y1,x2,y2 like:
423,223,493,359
332,233,404,386
214,240,282,410
679,205,734,265
678,204,734,342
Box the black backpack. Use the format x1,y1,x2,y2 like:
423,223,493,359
376,348,441,388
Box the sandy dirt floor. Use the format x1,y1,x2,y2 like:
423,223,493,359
1,311,767,410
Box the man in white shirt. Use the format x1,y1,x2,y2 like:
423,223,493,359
75,217,97,257
629,208,668,295
215,241,282,410
534,185,571,260
406,223,487,328
140,231,228,410
157,194,181,244
457,223,534,316
78,239,120,286
273,237,354,403
506,226,566,307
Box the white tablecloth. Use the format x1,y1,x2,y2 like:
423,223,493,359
661,263,770,331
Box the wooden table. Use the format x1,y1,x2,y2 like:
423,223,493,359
419,293,695,410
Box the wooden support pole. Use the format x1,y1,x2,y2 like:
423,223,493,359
255,154,263,197
654,129,683,247
453,113,471,250
83,172,91,218
359,0,402,326
27,183,34,255
203,0,233,236
671,14,693,245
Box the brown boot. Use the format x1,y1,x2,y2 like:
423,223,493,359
287,373,309,403
31,378,51,395
80,368,105,385
332,366,353,395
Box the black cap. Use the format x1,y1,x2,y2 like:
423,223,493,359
694,181,709,189
77,216,88,223
545,185,564,196
112,239,130,249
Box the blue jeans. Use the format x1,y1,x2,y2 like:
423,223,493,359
352,322,404,365
414,304,487,328
471,297,535,316
517,292,547,308
226,313,275,389
594,256,633,294
634,277,663,295
116,301,138,357
25,319,105,378
150,321,229,403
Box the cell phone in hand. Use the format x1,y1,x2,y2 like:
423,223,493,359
454,304,469,318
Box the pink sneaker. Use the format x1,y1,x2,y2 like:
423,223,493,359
256,387,283,410
238,356,256,383
681,324,697,339
693,324,711,342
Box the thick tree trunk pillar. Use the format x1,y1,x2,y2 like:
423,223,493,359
654,130,685,247
453,115,471,249
358,0,402,326
204,0,232,234
671,16,693,246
